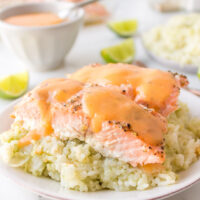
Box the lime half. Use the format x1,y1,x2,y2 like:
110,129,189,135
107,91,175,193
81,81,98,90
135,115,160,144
0,71,29,99
108,19,138,37
101,38,135,64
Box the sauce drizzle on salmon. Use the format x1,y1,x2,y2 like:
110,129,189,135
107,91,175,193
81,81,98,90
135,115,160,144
12,64,188,168
18,78,83,147
70,63,188,116
83,86,167,145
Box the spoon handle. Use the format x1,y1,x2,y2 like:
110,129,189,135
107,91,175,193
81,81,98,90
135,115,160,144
58,0,100,19
72,0,100,9
185,87,200,97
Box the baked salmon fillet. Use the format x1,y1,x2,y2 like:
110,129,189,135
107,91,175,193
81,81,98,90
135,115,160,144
13,78,167,167
11,64,187,168
69,63,188,116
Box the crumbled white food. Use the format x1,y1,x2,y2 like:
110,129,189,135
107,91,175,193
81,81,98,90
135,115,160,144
0,103,200,192
143,14,200,67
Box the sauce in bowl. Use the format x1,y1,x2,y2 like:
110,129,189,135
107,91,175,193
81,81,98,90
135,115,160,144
4,12,63,26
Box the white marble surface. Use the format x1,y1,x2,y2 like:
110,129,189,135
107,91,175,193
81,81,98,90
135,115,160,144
0,0,200,199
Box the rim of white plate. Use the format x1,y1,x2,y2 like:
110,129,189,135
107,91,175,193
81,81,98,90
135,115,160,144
0,90,200,200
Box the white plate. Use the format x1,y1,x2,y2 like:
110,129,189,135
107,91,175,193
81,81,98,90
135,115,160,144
141,40,198,74
0,90,200,200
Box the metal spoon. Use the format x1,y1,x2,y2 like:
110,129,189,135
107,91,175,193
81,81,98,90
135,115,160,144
133,60,200,97
58,0,100,19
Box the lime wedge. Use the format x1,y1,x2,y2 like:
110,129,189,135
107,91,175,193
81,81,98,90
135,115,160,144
101,38,135,64
198,67,200,79
108,19,138,37
0,71,29,99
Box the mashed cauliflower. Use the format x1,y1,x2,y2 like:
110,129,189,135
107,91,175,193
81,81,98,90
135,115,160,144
143,14,200,67
0,103,200,192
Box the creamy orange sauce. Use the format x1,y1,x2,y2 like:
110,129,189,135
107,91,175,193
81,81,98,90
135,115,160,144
82,87,166,145
140,164,164,174
18,79,83,147
70,64,177,115
4,13,63,27
18,77,167,147
18,130,41,148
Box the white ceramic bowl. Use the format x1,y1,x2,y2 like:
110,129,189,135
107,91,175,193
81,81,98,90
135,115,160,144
0,2,84,71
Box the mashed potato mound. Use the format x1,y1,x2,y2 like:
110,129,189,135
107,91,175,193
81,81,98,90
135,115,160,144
143,14,200,67
0,103,200,192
